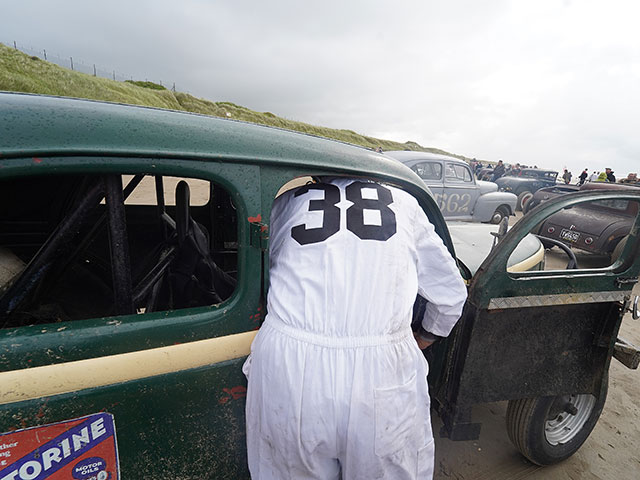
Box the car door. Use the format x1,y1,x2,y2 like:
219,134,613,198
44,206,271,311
442,162,480,219
0,156,263,479
429,189,640,445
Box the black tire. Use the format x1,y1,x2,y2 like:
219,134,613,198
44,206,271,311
522,198,538,215
506,376,608,465
489,205,510,224
516,191,533,212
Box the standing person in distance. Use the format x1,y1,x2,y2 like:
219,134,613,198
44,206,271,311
491,160,506,182
605,168,616,183
578,169,588,186
244,176,467,480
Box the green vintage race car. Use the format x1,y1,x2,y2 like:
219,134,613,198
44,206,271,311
1,93,639,478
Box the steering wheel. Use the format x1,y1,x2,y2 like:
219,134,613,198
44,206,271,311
534,235,579,269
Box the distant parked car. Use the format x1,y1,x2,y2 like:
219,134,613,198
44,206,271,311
475,167,494,181
534,182,640,258
495,168,558,211
524,184,580,214
386,151,517,224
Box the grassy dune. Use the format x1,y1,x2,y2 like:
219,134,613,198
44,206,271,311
0,43,465,158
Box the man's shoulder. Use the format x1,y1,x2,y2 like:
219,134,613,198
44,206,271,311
275,177,420,210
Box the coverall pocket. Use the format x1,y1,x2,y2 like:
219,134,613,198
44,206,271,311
373,373,417,457
416,439,434,478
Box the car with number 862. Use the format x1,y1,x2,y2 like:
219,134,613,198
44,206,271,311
385,151,517,224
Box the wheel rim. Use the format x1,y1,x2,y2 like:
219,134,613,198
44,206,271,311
544,394,596,445
491,211,503,223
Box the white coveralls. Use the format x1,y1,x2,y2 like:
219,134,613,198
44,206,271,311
244,178,467,479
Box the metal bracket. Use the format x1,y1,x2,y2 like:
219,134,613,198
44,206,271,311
626,295,640,320
250,222,269,250
615,277,639,288
614,337,640,369
490,216,509,251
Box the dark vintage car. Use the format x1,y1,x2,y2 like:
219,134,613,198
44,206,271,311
475,166,494,181
531,182,640,258
1,93,639,478
495,168,559,211
524,184,580,213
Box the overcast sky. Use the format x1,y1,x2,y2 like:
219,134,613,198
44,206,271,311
2,0,639,178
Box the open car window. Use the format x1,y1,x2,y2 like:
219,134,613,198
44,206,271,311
0,173,238,328
506,197,639,272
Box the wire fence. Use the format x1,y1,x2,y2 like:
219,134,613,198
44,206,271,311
3,40,177,91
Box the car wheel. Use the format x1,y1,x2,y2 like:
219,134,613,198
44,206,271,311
489,206,510,224
506,375,608,466
517,191,533,212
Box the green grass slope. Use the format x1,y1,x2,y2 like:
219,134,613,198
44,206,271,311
0,43,465,158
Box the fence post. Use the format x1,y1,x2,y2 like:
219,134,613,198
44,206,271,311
13,41,17,49
172,82,176,92
113,71,116,81
43,49,47,60
93,64,96,76
70,57,74,70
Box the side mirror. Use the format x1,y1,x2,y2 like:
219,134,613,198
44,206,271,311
490,216,509,250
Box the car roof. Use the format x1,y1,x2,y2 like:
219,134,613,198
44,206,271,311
0,92,457,252
521,168,557,174
384,150,467,165
581,182,640,192
0,92,419,186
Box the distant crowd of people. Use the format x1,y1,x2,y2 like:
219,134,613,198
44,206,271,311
576,168,624,185
471,160,537,182
471,159,637,186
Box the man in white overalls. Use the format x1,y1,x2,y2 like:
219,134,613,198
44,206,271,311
244,177,467,479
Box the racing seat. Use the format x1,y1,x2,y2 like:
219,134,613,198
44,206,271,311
140,180,236,312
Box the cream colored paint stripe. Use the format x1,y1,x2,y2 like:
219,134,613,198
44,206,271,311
0,330,257,406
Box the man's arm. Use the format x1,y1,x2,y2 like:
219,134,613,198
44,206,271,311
412,202,468,340
413,326,441,350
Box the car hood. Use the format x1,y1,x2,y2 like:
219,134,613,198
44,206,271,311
476,180,499,194
448,221,543,275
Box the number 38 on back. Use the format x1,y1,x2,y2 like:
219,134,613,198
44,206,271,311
291,182,397,245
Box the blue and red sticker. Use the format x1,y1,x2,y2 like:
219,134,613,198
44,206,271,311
0,413,119,480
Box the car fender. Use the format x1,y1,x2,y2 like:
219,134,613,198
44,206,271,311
472,191,517,222
476,180,499,195
598,221,633,254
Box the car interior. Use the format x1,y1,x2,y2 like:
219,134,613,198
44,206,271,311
0,173,238,328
